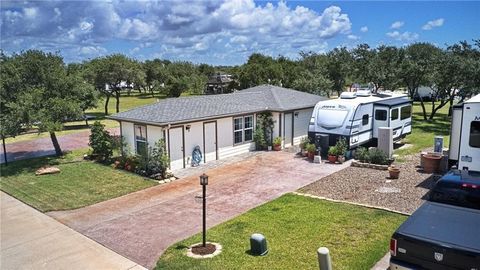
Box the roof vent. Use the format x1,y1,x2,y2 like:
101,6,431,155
340,92,356,99
356,90,372,97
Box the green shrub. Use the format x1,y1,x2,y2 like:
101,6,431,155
136,139,170,178
299,137,310,150
253,126,267,150
306,143,316,153
89,121,114,162
355,147,369,162
335,137,347,156
367,148,388,165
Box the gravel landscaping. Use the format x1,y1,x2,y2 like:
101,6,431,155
299,151,441,214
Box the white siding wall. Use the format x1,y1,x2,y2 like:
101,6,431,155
217,116,255,159
121,121,135,154
121,109,315,169
184,122,204,166
293,108,313,145
147,125,164,147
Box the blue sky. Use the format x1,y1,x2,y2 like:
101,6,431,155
1,1,478,65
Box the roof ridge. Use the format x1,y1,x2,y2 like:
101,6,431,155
269,86,285,110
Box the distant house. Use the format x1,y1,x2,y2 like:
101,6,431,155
109,85,326,170
105,81,134,92
205,72,234,95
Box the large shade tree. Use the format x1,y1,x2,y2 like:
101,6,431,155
86,54,145,115
2,50,91,156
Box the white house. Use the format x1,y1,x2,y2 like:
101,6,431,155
109,85,326,170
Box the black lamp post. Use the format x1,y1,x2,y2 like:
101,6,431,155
199,173,208,247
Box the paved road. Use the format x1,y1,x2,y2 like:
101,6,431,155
0,192,146,270
0,128,119,164
49,152,350,269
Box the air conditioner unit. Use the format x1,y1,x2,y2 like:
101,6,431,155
340,92,356,99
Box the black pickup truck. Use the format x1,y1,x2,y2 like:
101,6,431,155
390,170,480,270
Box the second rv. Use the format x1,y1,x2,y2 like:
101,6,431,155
308,90,412,149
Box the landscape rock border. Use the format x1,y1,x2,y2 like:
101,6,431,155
351,160,389,170
186,242,222,259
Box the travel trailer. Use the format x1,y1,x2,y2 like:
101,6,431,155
448,94,480,172
308,90,412,149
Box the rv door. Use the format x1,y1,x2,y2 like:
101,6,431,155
458,104,480,172
373,107,389,138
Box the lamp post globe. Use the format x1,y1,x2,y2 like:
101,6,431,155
200,173,208,185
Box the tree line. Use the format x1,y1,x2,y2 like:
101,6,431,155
1,40,479,162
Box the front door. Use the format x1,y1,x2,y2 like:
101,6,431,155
168,127,184,170
203,122,217,162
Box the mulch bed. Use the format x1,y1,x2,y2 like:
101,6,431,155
191,243,217,255
299,151,441,214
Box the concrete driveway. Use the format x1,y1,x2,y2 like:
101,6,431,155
0,192,145,270
49,151,349,269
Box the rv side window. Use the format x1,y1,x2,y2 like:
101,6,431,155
391,108,399,120
400,105,411,120
362,114,369,126
470,121,480,148
375,110,387,121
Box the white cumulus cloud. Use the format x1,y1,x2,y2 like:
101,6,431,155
422,18,444,30
386,31,419,41
360,26,368,32
390,21,404,29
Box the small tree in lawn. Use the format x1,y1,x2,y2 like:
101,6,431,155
89,121,114,162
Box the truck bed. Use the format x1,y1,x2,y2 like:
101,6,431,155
392,201,480,269
397,201,480,252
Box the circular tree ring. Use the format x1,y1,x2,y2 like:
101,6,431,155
186,242,222,259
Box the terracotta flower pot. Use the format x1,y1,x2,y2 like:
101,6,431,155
388,165,400,179
302,150,308,157
308,151,315,160
273,144,281,151
422,153,442,173
328,155,337,164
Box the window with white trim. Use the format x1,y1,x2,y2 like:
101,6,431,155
233,115,254,144
134,125,147,156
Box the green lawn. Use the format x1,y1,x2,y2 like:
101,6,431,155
395,101,451,157
157,194,407,270
0,149,156,212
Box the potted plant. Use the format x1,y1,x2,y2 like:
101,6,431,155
327,146,338,163
299,137,310,156
305,143,316,160
388,165,400,179
273,137,282,151
335,138,347,164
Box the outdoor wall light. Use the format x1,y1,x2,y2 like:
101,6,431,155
186,125,191,131
294,112,299,117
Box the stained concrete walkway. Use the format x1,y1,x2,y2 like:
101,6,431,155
49,152,350,269
0,192,146,270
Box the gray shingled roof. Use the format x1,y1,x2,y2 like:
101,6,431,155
109,85,326,125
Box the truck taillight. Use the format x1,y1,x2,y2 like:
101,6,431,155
390,238,397,256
